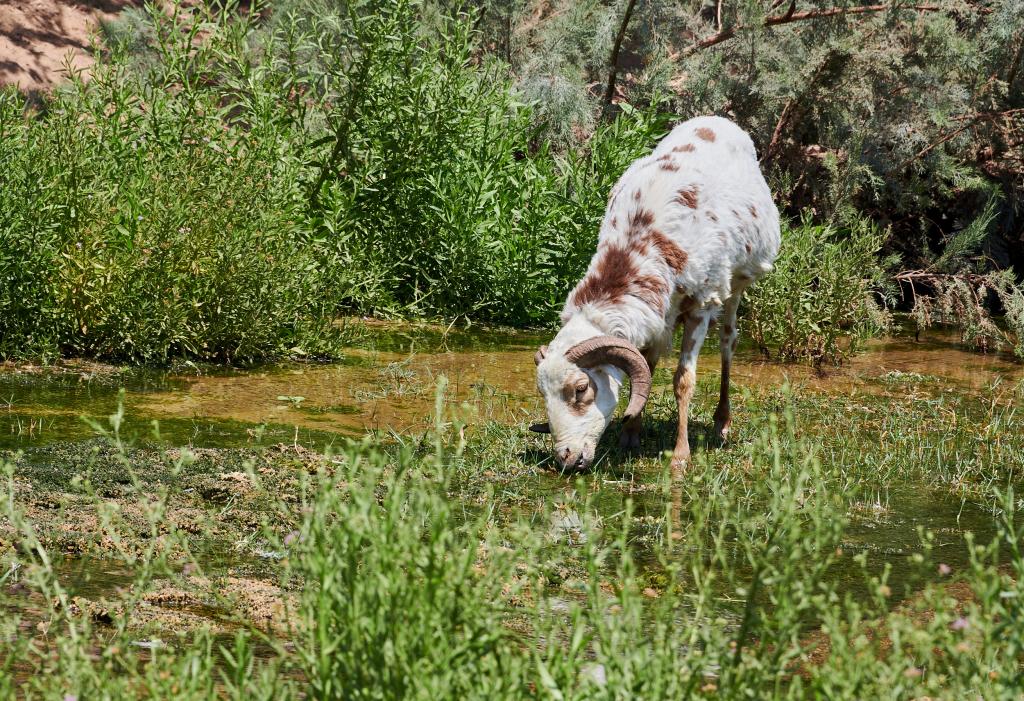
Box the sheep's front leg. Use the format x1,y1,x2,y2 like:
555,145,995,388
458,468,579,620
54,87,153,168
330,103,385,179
672,313,710,474
713,290,744,444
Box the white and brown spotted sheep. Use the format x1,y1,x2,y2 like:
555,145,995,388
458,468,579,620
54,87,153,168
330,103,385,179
532,116,780,473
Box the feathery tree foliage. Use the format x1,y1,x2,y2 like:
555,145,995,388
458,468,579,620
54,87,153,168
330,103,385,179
470,0,1022,268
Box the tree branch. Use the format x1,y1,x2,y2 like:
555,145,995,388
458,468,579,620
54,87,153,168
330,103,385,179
763,49,840,161
603,0,639,107
682,4,946,57
898,107,1024,169
1005,32,1024,93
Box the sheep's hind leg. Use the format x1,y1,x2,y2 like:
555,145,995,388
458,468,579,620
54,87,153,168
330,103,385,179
619,350,659,452
672,312,710,474
713,289,745,444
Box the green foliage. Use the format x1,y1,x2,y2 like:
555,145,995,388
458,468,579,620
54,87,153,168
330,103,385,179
0,0,668,361
0,6,342,363
297,0,666,323
476,0,1024,264
5,383,1024,697
745,216,892,365
291,440,526,699
3,0,1021,364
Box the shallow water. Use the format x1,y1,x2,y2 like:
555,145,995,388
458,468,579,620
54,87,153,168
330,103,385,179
1,324,1019,451
0,324,548,449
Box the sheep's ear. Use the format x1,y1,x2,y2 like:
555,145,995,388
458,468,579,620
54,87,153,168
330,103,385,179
534,345,549,366
529,422,551,434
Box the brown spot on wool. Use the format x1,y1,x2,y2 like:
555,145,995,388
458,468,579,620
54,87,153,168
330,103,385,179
749,205,758,218
633,190,642,202
659,160,680,172
673,143,696,153
571,244,667,313
676,186,699,209
695,127,716,142
745,243,752,253
647,229,688,273
632,275,669,313
610,216,618,228
627,208,655,231
572,244,635,308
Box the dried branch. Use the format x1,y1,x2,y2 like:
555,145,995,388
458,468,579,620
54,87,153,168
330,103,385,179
603,0,639,107
1006,31,1024,93
682,3,948,57
896,269,1024,350
899,108,1024,169
763,49,841,161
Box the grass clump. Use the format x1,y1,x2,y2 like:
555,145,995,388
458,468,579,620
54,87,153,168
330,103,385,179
745,216,893,365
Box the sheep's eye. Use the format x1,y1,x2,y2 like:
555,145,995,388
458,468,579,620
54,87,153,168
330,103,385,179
575,382,589,395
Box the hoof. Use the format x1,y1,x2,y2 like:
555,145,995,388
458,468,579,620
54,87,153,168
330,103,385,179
670,452,690,476
619,430,641,452
712,416,732,446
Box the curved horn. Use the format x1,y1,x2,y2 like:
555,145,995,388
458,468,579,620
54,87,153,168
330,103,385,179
534,345,549,366
564,336,651,420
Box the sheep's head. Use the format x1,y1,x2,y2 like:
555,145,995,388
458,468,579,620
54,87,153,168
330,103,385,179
532,336,652,471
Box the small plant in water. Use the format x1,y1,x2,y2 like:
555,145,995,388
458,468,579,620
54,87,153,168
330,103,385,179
744,215,893,365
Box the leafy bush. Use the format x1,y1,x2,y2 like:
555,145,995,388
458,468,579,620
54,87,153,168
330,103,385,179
0,0,668,361
298,0,666,324
745,217,893,365
0,7,341,363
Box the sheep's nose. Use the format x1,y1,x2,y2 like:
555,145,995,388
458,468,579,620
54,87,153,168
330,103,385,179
557,447,586,471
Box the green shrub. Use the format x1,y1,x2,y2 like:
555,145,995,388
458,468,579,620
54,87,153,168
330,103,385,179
0,1,669,361
744,216,893,365
0,5,343,363
301,0,667,324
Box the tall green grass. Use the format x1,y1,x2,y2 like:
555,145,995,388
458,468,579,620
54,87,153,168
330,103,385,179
3,381,1024,697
